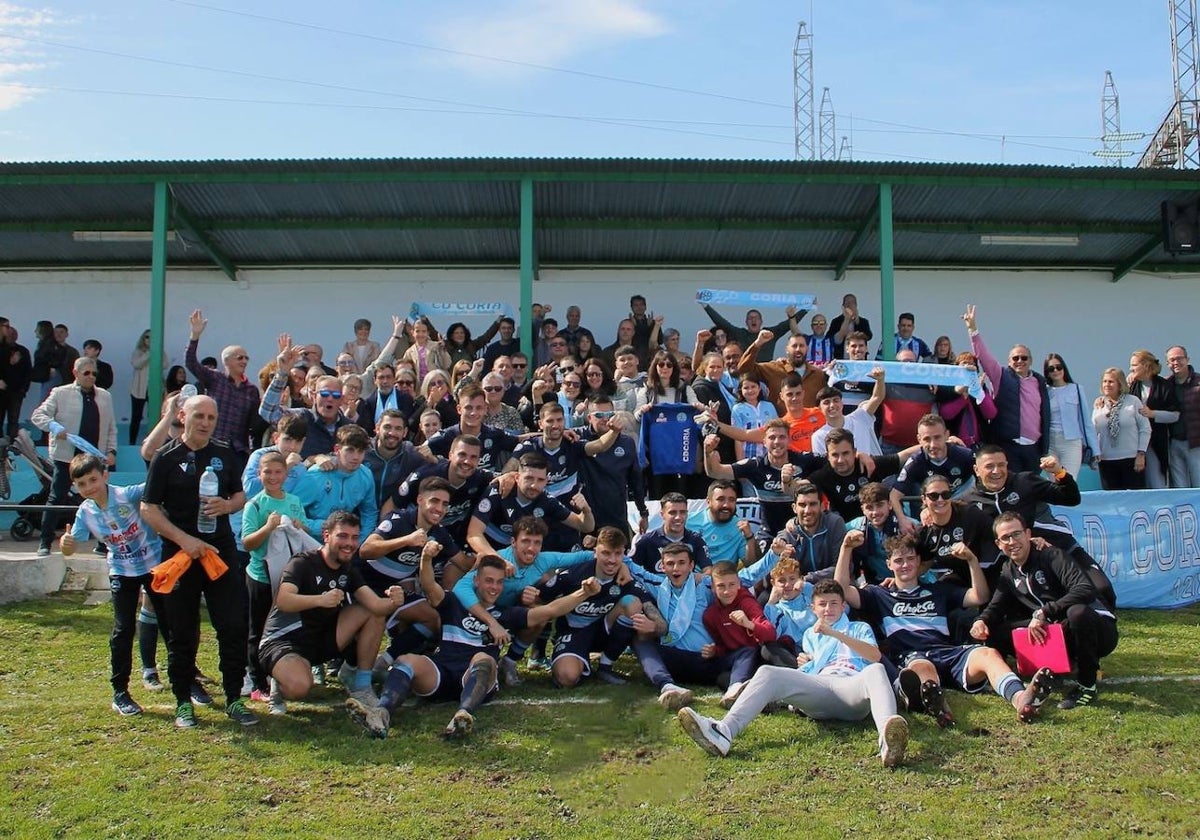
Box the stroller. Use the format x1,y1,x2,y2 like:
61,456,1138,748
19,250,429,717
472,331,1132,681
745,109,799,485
0,429,76,541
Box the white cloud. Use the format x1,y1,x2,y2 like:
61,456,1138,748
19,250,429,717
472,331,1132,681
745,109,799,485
0,2,60,112
432,0,668,76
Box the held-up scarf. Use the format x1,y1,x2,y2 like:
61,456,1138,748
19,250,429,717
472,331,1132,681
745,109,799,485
658,573,699,644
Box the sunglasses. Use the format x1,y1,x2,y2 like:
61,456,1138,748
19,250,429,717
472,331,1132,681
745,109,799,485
563,380,582,387
78,371,96,377
923,490,952,501
656,361,675,367
336,360,355,366
1010,355,1030,362
586,370,603,377
1046,364,1064,372
483,385,504,393
560,365,576,372
397,380,415,386
550,341,567,348
592,410,615,418
512,362,527,369
318,389,343,399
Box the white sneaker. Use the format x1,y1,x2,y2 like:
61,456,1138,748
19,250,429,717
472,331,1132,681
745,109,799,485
677,707,731,757
880,714,909,768
720,681,746,709
240,672,254,697
658,682,694,711
500,657,522,687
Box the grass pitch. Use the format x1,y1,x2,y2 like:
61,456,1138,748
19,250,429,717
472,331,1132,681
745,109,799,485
1,595,1198,839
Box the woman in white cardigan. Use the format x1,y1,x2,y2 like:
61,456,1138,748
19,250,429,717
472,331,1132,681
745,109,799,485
1092,367,1152,490
1043,352,1101,478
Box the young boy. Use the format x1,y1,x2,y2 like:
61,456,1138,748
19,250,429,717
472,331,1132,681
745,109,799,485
59,454,164,717
241,450,313,711
702,561,777,707
678,578,909,768
835,531,1054,727
296,425,378,539
758,553,816,668
844,482,914,585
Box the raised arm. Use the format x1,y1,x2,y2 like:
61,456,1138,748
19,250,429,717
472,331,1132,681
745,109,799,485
703,434,737,480
963,305,1002,385
834,530,864,610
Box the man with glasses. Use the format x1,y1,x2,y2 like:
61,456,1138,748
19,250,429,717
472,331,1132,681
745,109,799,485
492,356,523,407
1165,346,1200,487
964,304,1050,473
973,512,1118,711
31,356,117,557
186,309,261,471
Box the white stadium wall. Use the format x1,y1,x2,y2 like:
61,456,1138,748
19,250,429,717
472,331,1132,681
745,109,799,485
3,265,1197,425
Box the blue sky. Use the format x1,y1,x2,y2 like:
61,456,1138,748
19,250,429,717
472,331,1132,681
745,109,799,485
0,0,1178,165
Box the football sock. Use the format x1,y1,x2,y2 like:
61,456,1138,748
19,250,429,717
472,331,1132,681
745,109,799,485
461,660,497,713
379,661,414,711
998,673,1023,703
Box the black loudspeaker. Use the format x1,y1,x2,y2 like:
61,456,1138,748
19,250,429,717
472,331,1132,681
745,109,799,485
1162,200,1200,254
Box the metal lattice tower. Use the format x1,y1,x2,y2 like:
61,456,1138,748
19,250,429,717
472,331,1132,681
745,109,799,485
793,21,815,160
819,87,836,160
1101,71,1124,166
838,135,852,161
1139,0,1200,168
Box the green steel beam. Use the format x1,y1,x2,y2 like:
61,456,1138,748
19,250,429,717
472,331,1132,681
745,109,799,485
832,197,880,282
1111,235,1166,282
1,166,1199,191
171,200,239,283
878,183,896,361
0,216,1164,236
519,178,535,356
147,182,170,427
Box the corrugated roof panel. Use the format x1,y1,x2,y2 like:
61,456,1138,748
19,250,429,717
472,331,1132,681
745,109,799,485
0,183,155,222
209,228,519,263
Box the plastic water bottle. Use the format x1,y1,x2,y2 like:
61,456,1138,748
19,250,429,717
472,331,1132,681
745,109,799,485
197,466,219,534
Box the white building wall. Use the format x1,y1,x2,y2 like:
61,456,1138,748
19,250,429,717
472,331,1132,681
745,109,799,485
3,265,1196,425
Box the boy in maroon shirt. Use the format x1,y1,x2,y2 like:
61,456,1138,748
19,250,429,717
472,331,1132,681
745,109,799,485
703,561,777,708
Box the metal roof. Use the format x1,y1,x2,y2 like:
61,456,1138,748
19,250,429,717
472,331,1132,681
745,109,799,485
0,157,1197,279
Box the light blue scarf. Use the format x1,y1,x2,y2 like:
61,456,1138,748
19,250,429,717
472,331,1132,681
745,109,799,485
658,574,699,643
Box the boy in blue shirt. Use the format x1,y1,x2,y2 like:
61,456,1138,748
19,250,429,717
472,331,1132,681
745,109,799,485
678,578,909,768
296,425,378,539
60,454,164,717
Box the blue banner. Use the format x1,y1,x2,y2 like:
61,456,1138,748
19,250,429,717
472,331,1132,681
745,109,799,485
695,288,817,311
1051,489,1200,609
408,301,514,324
827,359,985,401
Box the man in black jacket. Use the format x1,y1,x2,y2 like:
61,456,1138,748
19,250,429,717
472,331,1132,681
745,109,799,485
961,444,1115,609
972,512,1118,710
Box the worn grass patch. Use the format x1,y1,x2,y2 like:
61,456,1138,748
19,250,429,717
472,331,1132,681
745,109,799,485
1,596,1198,839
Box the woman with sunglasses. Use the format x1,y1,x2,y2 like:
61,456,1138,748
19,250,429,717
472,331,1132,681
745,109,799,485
553,358,589,427
579,358,625,410
916,474,999,591
481,371,527,434
633,351,698,418
1043,353,1100,478
412,369,458,429
339,374,364,425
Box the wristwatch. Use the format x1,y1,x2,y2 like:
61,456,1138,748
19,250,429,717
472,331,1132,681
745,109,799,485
1032,608,1046,623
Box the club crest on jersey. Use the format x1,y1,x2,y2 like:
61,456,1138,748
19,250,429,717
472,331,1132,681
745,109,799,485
609,584,621,597
614,446,625,457
1005,492,1020,505
477,498,492,514
484,439,493,449
210,457,224,471
117,505,132,518
378,519,393,533
337,575,348,588
953,527,964,541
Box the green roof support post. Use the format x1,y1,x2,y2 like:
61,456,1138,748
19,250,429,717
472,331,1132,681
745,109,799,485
147,181,170,427
519,178,536,357
878,182,896,360
1110,235,1163,282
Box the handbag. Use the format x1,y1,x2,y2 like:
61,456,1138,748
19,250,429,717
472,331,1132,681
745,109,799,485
1074,384,1095,465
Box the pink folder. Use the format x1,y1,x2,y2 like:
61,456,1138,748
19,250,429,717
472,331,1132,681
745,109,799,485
1011,624,1072,677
